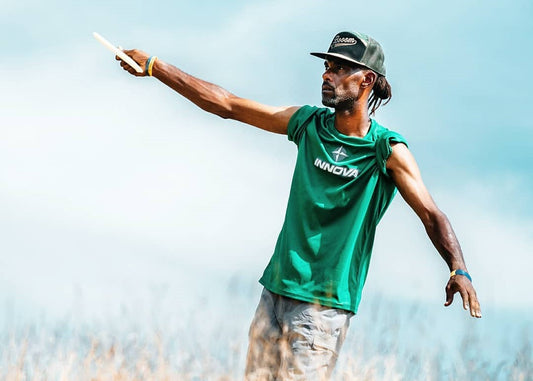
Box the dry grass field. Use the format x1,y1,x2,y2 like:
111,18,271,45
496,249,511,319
1,278,531,381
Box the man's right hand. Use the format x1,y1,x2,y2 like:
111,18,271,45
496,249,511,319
116,49,150,77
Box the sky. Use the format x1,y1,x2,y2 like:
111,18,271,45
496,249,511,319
0,0,532,327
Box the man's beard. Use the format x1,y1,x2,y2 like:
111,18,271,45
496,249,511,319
322,93,355,111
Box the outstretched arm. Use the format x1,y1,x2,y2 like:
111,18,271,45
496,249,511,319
386,143,482,318
116,49,299,134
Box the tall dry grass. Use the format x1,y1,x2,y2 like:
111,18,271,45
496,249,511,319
2,331,530,381
1,279,531,380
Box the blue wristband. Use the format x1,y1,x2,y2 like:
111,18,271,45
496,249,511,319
146,56,154,75
450,269,472,282
146,56,158,76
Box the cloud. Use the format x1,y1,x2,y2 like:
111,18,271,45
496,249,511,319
0,44,295,266
0,0,532,321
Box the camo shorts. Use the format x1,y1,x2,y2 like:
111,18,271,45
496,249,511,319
244,288,353,381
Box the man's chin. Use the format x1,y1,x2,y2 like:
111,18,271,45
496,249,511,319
321,97,336,108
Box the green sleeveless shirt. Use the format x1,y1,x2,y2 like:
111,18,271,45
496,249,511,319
259,105,408,313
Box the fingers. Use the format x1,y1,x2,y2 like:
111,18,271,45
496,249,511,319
444,283,454,307
115,49,145,77
459,283,482,318
119,60,142,76
468,290,482,318
118,59,135,74
459,289,469,310
444,278,482,318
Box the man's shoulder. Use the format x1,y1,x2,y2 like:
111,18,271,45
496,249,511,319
292,105,332,122
288,106,333,144
371,119,406,143
372,119,394,135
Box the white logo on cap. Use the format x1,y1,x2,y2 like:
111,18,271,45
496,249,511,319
330,36,357,49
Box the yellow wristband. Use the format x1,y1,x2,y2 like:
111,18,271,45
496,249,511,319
147,56,158,77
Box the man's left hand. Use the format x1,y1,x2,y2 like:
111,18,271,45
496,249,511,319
444,275,482,318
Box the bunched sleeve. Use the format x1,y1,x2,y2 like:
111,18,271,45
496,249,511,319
287,105,319,146
375,130,408,177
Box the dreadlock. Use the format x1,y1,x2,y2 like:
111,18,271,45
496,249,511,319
368,76,392,115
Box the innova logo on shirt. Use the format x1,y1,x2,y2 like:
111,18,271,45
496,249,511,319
313,146,359,178
332,146,348,162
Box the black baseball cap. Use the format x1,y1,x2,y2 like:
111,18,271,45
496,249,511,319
311,31,386,76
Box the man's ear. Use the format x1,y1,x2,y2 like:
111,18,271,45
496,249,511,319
361,71,377,88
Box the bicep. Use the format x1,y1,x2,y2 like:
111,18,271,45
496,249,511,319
227,97,300,135
386,143,440,223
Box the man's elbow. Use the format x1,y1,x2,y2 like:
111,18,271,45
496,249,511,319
214,107,233,119
198,91,237,120
209,99,234,119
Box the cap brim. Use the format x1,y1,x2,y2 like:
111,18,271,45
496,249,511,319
310,52,384,76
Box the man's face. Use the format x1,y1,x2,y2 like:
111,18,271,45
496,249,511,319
321,59,367,111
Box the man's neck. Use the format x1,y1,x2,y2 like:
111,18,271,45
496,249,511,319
334,106,372,138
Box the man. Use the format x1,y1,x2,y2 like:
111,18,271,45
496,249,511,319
117,30,481,380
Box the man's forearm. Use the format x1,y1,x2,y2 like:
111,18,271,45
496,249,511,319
151,59,236,119
118,49,297,134
423,210,467,272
